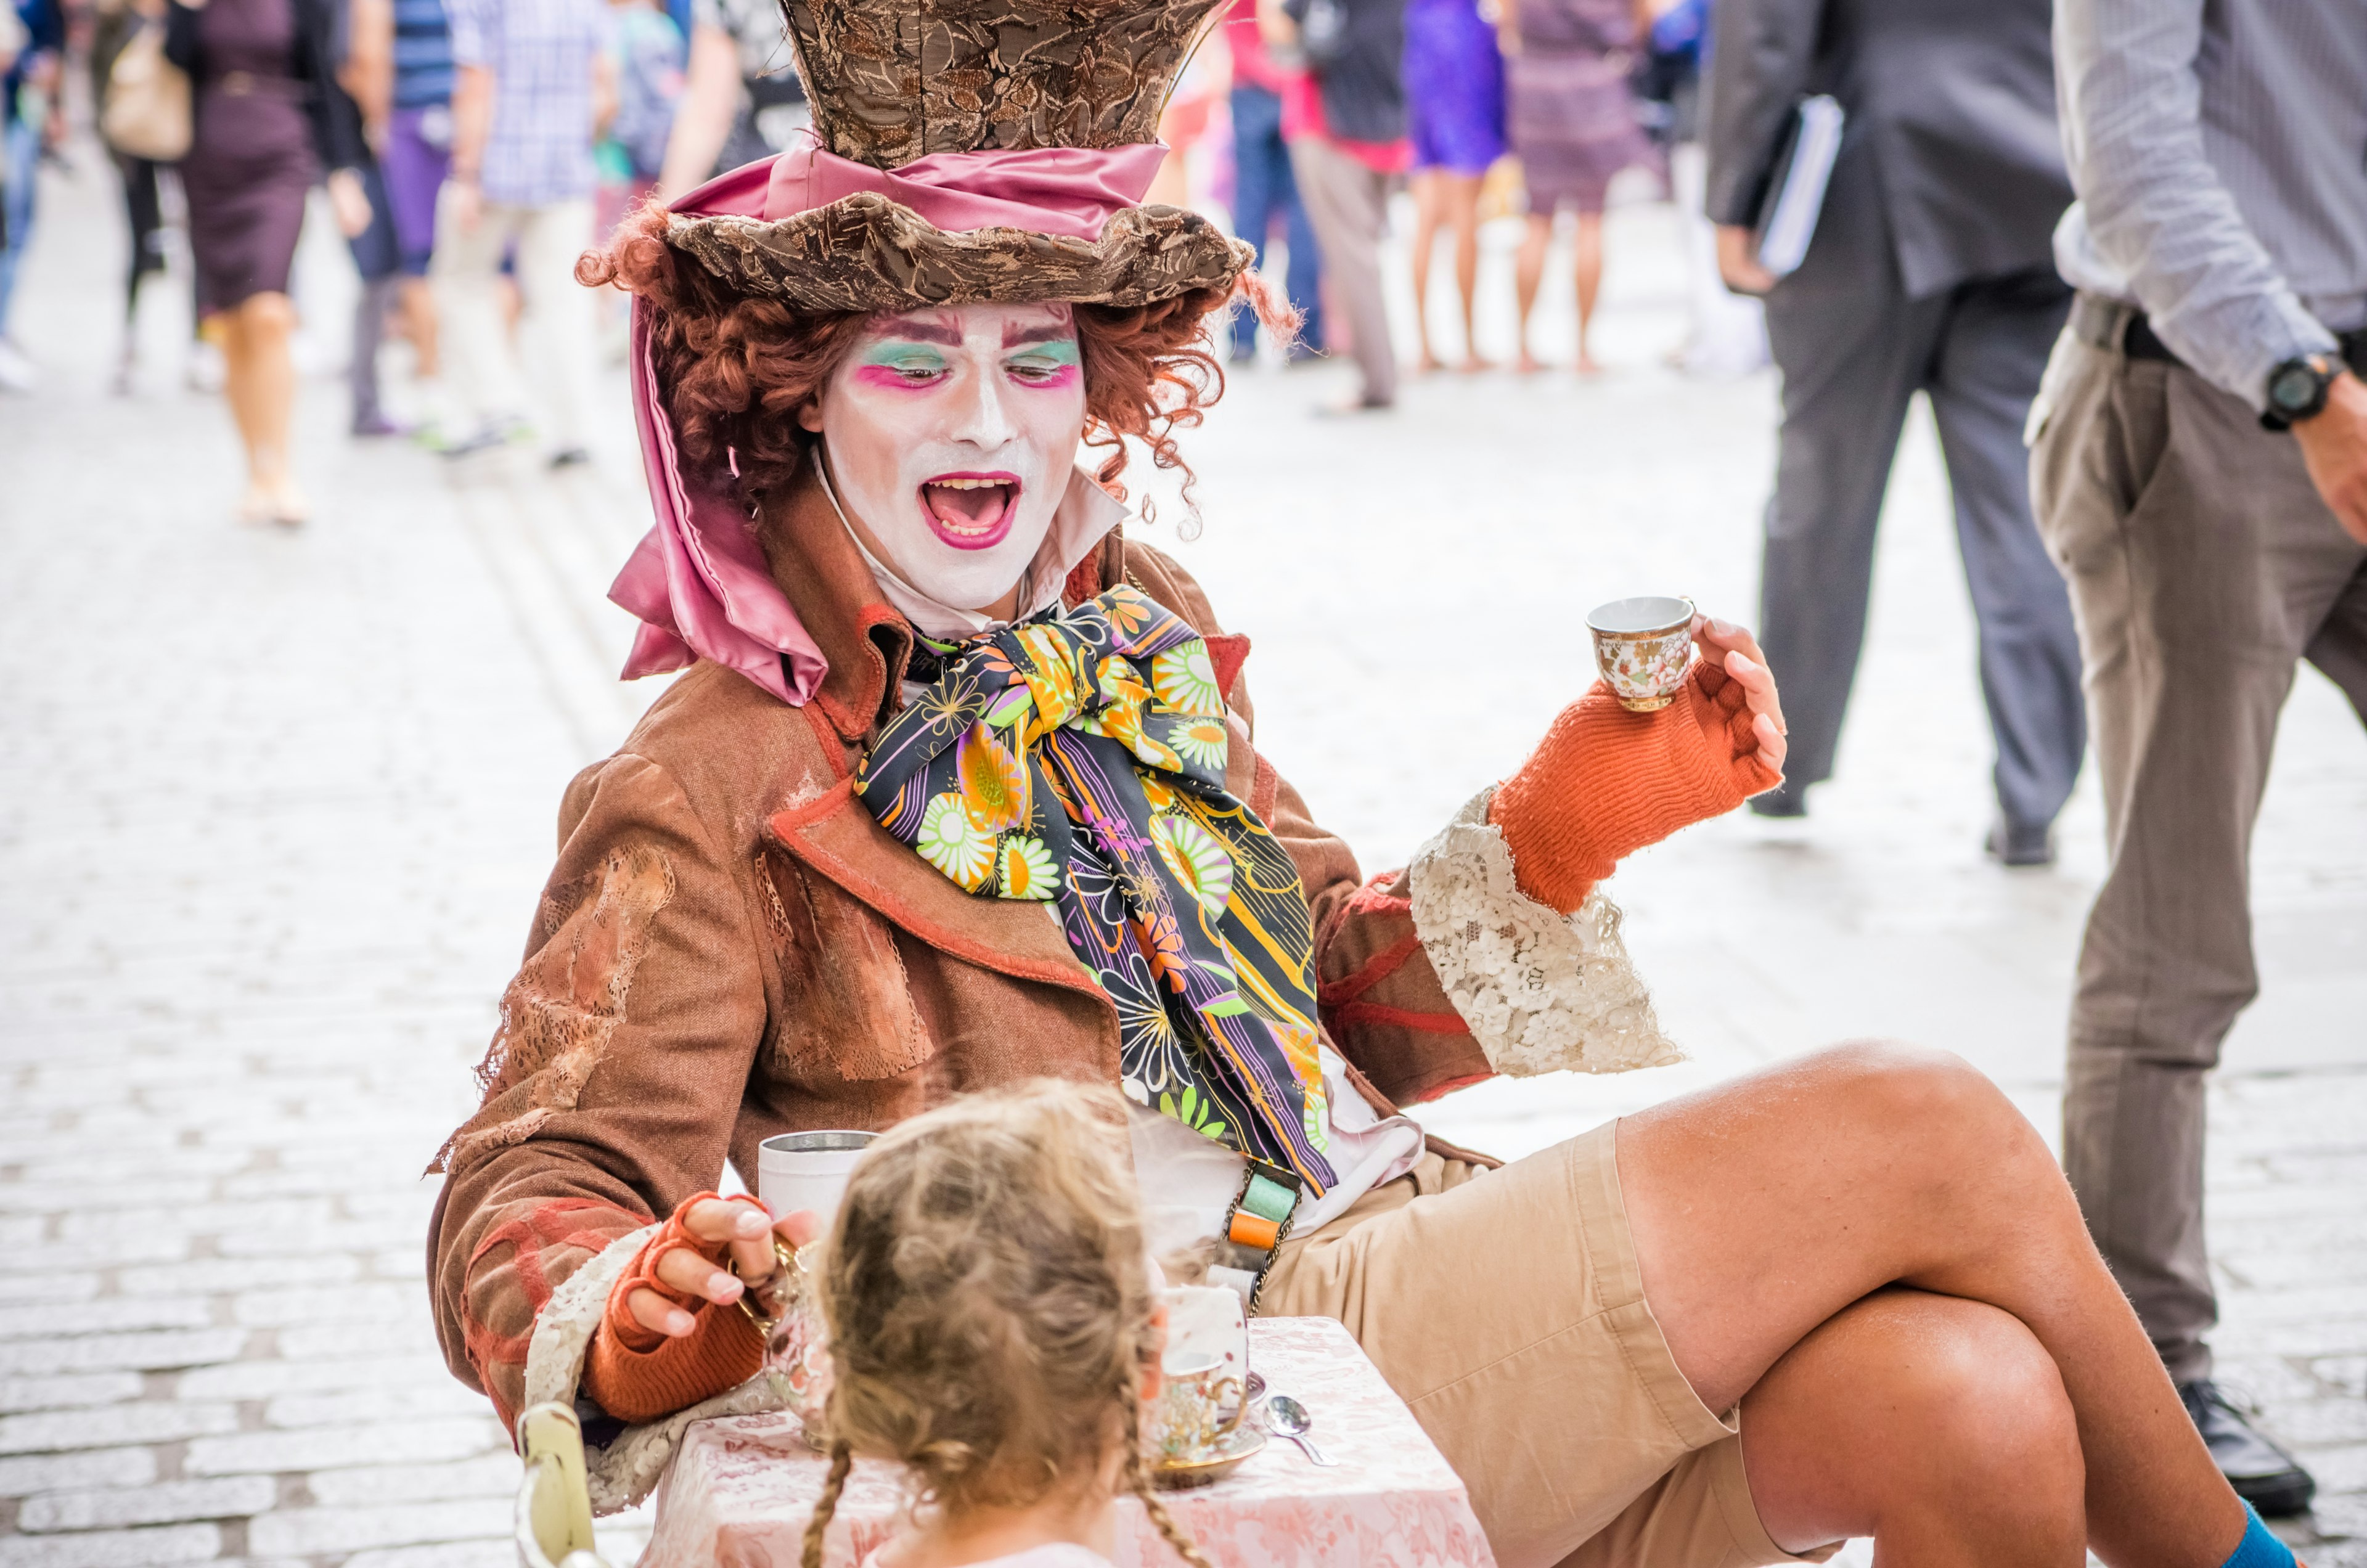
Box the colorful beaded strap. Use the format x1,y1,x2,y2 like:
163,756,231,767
1206,1160,1304,1313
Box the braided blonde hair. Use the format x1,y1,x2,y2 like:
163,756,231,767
798,1082,1215,1568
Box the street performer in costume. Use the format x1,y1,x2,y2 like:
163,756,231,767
427,3,2307,1565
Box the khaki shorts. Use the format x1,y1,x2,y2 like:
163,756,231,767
1260,1122,1833,1568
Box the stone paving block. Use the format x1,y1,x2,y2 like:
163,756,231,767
0,1402,239,1457
2300,1442,2367,1495
0,1448,157,1501
0,1331,247,1378
16,1474,279,1532
229,1282,416,1331
0,1525,224,1568
115,1254,360,1298
0,1375,144,1416
2214,1317,2367,1360
272,1319,441,1363
59,1201,334,1249
181,1417,502,1476
211,1219,422,1260
173,1355,433,1403
0,1301,215,1343
0,1276,98,1306
2315,1357,2367,1399
265,1380,490,1429
244,1495,512,1557
2253,1398,2367,1446
301,1452,521,1507
340,1540,519,1568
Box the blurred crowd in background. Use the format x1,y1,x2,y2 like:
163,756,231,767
0,0,1760,480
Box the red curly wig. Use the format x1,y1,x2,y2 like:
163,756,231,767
578,204,1292,513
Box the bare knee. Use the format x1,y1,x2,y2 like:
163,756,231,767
240,292,296,334
1892,1296,2082,1498
1745,1292,2084,1553
1802,1040,2050,1170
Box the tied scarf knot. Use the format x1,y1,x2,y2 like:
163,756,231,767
856,587,1339,1193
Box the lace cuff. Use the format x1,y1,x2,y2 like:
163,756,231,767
1406,788,1682,1077
521,1223,801,1514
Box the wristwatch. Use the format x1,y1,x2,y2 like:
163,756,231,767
2261,353,2339,431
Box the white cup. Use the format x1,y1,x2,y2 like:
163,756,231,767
758,1130,878,1228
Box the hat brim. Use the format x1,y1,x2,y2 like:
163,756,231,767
666,192,1254,312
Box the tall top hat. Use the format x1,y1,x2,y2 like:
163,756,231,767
659,0,1254,311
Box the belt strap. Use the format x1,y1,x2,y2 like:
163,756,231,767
1204,1159,1302,1315
2071,292,2367,375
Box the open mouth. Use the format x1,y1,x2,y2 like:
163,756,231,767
919,473,1019,550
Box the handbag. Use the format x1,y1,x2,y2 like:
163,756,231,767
102,19,193,163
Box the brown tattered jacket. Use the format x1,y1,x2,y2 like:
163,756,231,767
427,473,1515,1431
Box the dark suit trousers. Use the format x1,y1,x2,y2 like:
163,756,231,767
1759,269,2085,828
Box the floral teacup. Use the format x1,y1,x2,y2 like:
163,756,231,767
1146,1353,1246,1464
1587,596,1697,713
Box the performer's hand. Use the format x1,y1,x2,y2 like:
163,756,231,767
1691,614,1787,775
624,1198,822,1339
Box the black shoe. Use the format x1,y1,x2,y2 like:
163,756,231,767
2180,1379,2316,1517
547,446,593,470
1749,781,1807,819
1984,816,2055,867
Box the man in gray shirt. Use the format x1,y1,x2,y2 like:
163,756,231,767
2030,0,2367,1517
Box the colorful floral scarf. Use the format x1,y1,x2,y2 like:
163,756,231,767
855,586,1339,1193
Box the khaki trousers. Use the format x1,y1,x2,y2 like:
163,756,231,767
1261,1127,1828,1568
1286,136,1398,407
430,192,597,449
2027,302,2367,1379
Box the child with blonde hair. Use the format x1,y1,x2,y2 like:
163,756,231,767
799,1082,1216,1568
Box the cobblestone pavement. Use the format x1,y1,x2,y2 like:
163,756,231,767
4,145,2363,1568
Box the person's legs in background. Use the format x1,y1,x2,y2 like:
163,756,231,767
1925,269,2084,860
1750,276,1939,816
515,197,597,465
1288,135,1396,409
348,160,407,436
1228,82,1280,362
215,291,305,523
1569,205,1605,374
382,105,449,418
1412,168,1486,372
2031,319,2365,1514
110,154,166,394
1512,208,1551,374
1279,167,1325,357
430,191,530,454
0,110,44,388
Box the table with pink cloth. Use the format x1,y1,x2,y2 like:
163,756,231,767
639,1317,1500,1568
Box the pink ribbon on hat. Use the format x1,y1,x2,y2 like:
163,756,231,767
608,134,1167,704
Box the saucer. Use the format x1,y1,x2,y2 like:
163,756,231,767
1149,1424,1267,1488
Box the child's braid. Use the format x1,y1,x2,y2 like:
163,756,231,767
1121,1390,1217,1568
801,1440,854,1568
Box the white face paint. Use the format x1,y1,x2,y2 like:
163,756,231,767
801,301,1090,620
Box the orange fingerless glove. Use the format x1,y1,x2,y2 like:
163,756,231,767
582,1191,768,1425
1488,661,1783,915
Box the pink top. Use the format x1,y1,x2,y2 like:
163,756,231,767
609,135,1168,706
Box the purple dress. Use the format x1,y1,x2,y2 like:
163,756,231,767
1507,0,1656,214
173,0,319,315
1401,0,1505,175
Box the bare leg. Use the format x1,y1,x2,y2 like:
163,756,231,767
216,294,302,521
1571,210,1605,374
1513,211,1551,374
1621,1042,2246,1566
401,277,440,379
1742,1289,2085,1565
1410,171,1445,374
1445,172,1488,370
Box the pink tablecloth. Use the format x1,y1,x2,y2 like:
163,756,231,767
639,1317,1498,1568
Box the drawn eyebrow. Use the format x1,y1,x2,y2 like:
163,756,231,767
867,314,965,346
1003,321,1078,348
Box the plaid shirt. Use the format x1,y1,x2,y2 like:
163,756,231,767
447,0,604,206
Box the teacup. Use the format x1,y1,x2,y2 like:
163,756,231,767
1146,1352,1246,1464
1587,596,1698,713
